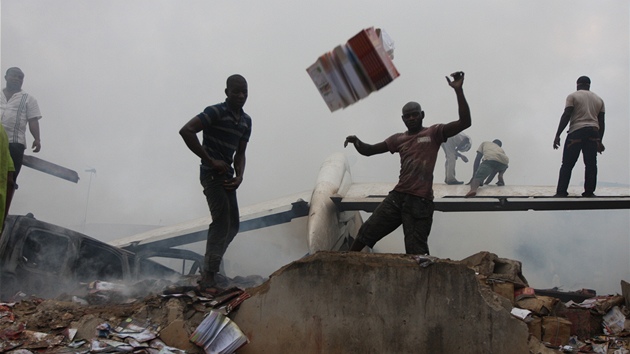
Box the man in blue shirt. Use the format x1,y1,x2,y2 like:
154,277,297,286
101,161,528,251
180,74,252,294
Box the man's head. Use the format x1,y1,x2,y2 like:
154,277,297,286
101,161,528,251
401,101,424,132
225,74,248,111
492,139,503,147
5,67,24,91
576,76,591,90
459,136,472,152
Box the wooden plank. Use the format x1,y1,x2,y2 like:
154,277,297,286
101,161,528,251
22,155,79,183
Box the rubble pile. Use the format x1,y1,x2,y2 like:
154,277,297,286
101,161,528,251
0,275,263,353
463,252,630,353
0,251,628,354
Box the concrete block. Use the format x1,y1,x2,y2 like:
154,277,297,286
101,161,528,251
233,251,530,354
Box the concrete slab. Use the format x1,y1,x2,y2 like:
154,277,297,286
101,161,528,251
233,251,530,354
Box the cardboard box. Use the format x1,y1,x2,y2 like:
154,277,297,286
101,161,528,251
542,316,572,346
525,315,542,340
515,295,558,316
347,27,399,90
306,27,399,112
562,308,602,339
491,282,514,303
331,45,371,100
306,57,350,112
514,287,535,299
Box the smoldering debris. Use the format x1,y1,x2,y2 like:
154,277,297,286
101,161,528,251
0,252,628,353
0,275,260,353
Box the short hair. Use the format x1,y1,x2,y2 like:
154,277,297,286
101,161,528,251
402,101,421,113
6,67,23,76
492,139,502,147
576,76,591,85
226,74,246,88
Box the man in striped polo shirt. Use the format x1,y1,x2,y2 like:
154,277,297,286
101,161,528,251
180,74,252,294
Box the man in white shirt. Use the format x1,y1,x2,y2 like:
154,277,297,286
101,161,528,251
1,67,42,186
465,139,509,197
441,132,471,184
553,76,605,197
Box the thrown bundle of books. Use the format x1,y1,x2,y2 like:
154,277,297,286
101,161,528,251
306,27,399,112
189,310,249,354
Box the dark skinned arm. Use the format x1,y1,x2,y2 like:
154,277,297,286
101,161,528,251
597,111,605,153
28,119,41,152
442,71,472,141
553,106,573,149
225,140,247,191
343,136,388,156
179,116,230,174
472,152,482,176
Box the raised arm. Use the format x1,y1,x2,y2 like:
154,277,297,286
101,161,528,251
442,71,472,140
344,136,388,156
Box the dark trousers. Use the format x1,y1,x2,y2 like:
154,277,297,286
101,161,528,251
201,172,240,275
556,127,599,196
356,190,434,255
8,143,25,182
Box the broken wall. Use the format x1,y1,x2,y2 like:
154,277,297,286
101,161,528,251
233,251,530,354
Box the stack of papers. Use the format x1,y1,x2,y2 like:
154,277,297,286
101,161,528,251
307,27,399,112
189,310,248,354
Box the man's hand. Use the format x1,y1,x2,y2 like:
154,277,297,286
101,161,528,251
597,142,605,154
445,71,464,89
553,137,561,149
209,159,230,175
223,176,243,191
344,135,359,148
32,139,41,152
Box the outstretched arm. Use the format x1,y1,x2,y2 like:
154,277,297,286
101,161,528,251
553,107,573,149
442,71,472,140
344,136,388,156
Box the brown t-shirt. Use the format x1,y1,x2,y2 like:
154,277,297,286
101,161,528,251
385,124,445,200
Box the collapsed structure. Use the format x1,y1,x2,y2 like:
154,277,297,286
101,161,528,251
0,251,628,353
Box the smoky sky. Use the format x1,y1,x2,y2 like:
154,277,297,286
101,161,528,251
1,1,628,294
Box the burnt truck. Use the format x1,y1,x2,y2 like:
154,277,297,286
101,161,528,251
0,214,203,300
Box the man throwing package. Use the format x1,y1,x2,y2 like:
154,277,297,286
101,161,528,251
180,75,251,294
344,71,471,255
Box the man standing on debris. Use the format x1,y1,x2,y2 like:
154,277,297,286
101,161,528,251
465,139,509,197
441,132,471,185
344,71,471,255
553,76,605,197
179,74,251,294
1,67,42,188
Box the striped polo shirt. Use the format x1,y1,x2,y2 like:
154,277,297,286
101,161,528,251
197,101,252,176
